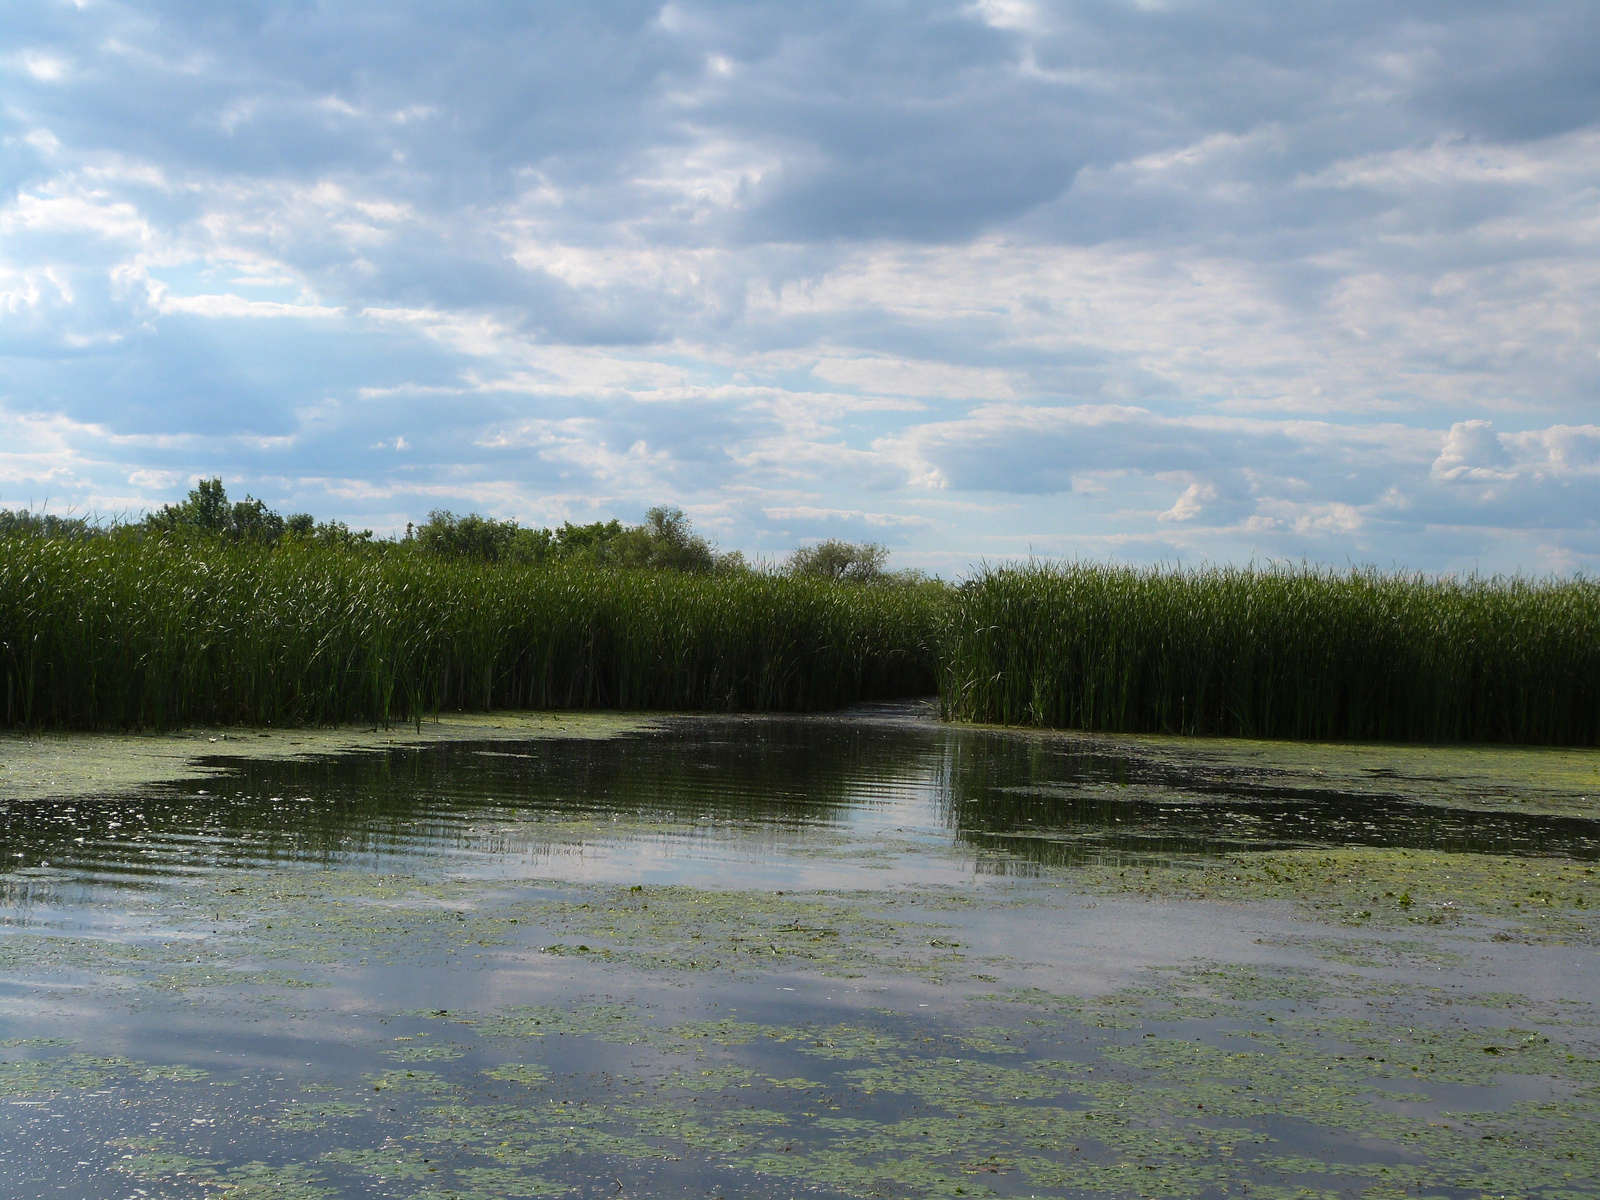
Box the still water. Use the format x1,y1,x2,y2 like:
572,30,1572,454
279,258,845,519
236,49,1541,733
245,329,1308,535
2,705,1598,1198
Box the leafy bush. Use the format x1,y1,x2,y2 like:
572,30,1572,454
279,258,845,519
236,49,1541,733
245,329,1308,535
411,504,731,573
787,540,889,582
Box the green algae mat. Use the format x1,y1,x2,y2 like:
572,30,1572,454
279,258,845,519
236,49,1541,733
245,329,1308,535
2,707,1598,1198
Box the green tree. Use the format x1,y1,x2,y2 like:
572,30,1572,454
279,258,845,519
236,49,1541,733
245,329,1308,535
285,513,374,549
786,539,889,583
609,506,717,574
412,506,736,574
145,478,285,543
414,511,552,563
550,518,624,563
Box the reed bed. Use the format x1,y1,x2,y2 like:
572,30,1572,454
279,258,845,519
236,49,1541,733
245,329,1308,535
10,536,1598,745
0,537,941,730
941,563,1600,745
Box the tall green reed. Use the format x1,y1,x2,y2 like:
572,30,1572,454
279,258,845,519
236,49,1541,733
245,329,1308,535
0,536,941,729
941,563,1600,745
13,538,1596,745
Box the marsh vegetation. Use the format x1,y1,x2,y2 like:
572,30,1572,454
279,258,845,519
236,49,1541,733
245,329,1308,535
4,484,1599,744
943,562,1600,745
0,538,940,730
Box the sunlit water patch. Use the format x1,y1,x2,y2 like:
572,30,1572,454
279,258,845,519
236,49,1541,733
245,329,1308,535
2,705,1599,1198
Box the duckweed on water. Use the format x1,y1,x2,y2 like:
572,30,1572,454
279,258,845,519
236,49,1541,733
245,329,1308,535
7,863,1600,1195
481,1063,551,1087
378,970,1599,1198
0,1053,206,1093
275,1100,369,1131
0,709,654,803
8,711,1600,1198
114,1146,338,1200
0,869,1005,998
387,1043,467,1062
526,885,997,979
986,725,1600,820
1080,846,1600,941
12,922,1600,1197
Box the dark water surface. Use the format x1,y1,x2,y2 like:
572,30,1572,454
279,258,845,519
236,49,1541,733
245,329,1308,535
2,706,1598,1198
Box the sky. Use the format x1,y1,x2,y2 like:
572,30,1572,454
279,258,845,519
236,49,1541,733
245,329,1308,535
1,0,1597,576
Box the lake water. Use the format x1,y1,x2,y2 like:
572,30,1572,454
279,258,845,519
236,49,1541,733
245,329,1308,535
3,704,1598,1198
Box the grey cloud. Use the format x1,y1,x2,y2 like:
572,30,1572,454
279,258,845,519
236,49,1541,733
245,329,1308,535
9,2,693,185
1413,4,1600,140
897,403,1357,492
759,504,931,545
2,0,1598,571
11,0,1596,329
895,404,1600,540
13,2,1596,239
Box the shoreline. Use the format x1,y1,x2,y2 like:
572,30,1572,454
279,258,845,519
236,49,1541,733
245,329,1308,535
0,710,660,803
4,702,1599,821
941,717,1600,820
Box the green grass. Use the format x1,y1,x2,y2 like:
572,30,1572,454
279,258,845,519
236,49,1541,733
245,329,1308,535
0,536,941,729
940,563,1600,745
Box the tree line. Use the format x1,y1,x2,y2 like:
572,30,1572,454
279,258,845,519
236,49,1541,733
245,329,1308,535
0,479,916,583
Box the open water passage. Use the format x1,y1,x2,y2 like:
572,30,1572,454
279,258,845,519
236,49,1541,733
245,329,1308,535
2,705,1598,1198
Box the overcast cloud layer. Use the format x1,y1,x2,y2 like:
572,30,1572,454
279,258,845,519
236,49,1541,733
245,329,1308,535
2,0,1597,573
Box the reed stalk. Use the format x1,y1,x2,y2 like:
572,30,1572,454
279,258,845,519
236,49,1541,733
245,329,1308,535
0,537,940,729
10,537,1596,745
939,563,1600,744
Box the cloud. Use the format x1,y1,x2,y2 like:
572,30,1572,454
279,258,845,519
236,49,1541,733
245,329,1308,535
761,505,934,543
1158,482,1214,524
1432,420,1516,482
811,356,1010,400
887,403,1600,553
0,0,1596,574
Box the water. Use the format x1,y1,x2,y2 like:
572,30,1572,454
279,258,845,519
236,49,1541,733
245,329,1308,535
2,706,1598,1198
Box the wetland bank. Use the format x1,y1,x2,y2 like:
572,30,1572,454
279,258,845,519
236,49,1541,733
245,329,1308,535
3,707,1600,1199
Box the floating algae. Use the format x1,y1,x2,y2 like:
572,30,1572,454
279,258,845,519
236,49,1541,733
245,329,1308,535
7,900,1600,1196
0,1052,205,1094
115,1146,339,1200
3,709,1600,1197
382,970,1599,1198
1074,846,1600,942
945,721,1600,817
0,709,655,804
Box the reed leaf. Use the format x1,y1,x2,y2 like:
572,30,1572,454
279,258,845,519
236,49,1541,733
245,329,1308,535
939,562,1600,745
